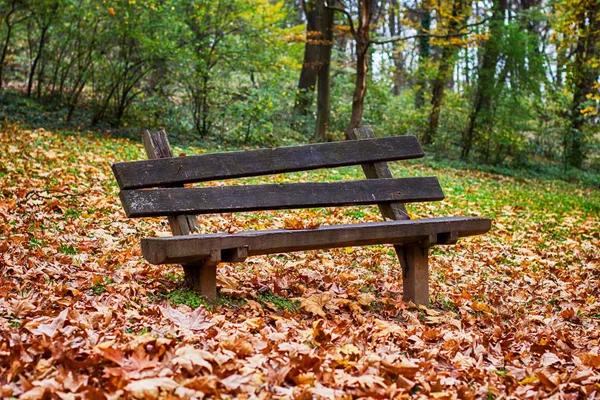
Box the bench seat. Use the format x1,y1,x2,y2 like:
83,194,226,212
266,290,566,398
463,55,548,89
142,216,491,265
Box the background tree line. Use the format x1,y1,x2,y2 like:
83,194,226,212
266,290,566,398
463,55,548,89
0,0,598,173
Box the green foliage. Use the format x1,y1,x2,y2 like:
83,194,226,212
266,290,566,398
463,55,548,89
0,0,598,177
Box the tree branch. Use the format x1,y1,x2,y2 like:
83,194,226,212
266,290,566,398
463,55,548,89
369,17,491,46
324,1,356,39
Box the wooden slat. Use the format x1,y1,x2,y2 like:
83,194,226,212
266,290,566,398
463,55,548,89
142,131,200,236
112,136,424,189
142,131,218,298
349,126,411,221
120,177,444,218
141,216,492,265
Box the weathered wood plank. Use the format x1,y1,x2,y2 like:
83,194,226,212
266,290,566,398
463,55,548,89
349,127,411,221
350,127,425,302
120,177,444,218
142,130,215,299
112,135,425,189
143,131,200,236
401,244,430,305
141,216,492,265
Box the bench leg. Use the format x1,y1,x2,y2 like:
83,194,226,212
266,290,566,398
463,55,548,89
182,250,220,301
400,244,430,306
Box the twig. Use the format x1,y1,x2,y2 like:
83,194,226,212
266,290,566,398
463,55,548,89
324,1,357,39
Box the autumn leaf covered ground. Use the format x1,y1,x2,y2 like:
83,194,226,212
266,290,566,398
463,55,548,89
0,123,599,399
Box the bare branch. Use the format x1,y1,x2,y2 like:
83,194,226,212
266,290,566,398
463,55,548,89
369,17,491,46
324,1,357,39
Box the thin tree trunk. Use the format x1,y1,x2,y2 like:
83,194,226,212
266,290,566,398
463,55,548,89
314,2,334,141
345,0,375,137
567,0,600,168
0,0,17,89
27,25,50,97
389,0,405,95
461,0,506,159
414,6,431,109
294,0,320,116
424,0,469,145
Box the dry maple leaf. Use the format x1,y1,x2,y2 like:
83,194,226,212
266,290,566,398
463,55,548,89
184,375,218,393
125,377,178,399
8,296,37,317
356,292,376,306
297,293,331,317
160,304,215,331
171,346,213,374
540,352,561,367
578,352,600,368
220,374,252,390
381,359,419,378
27,308,69,338
283,216,321,230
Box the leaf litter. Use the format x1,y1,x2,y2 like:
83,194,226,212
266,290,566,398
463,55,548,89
0,123,599,398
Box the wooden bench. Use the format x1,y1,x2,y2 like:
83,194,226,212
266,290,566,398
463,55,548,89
111,127,491,306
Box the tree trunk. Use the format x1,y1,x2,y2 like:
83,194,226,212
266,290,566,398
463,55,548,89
294,0,320,116
424,0,469,145
314,2,334,141
567,0,600,169
414,6,431,109
461,0,506,159
389,0,405,95
27,24,50,97
345,0,375,137
0,0,17,89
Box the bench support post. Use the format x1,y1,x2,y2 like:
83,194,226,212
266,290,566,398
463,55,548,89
350,126,430,306
401,243,429,305
143,130,218,301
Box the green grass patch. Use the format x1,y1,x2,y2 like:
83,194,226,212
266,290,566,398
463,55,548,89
59,245,78,255
257,290,299,312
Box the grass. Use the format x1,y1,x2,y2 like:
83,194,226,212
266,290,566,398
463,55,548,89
59,245,78,255
257,290,300,312
161,287,247,311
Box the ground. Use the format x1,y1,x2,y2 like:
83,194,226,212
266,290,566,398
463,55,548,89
0,123,599,399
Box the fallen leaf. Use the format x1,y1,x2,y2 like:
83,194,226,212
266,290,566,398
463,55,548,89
125,378,178,399
298,293,331,317
160,305,215,331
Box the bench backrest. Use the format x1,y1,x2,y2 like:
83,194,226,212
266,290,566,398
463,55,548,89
111,133,444,219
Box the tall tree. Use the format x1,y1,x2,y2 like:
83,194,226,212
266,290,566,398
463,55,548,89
414,2,431,109
423,0,470,145
388,0,405,95
562,0,600,168
461,0,506,159
26,0,60,97
0,0,25,89
340,0,377,137
294,0,321,116
314,1,334,141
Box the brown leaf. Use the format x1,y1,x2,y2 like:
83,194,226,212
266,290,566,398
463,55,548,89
356,292,376,306
27,309,69,338
540,352,561,367
171,346,213,374
381,360,419,378
160,305,215,331
220,374,252,390
125,378,178,399
298,293,331,317
578,353,600,368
